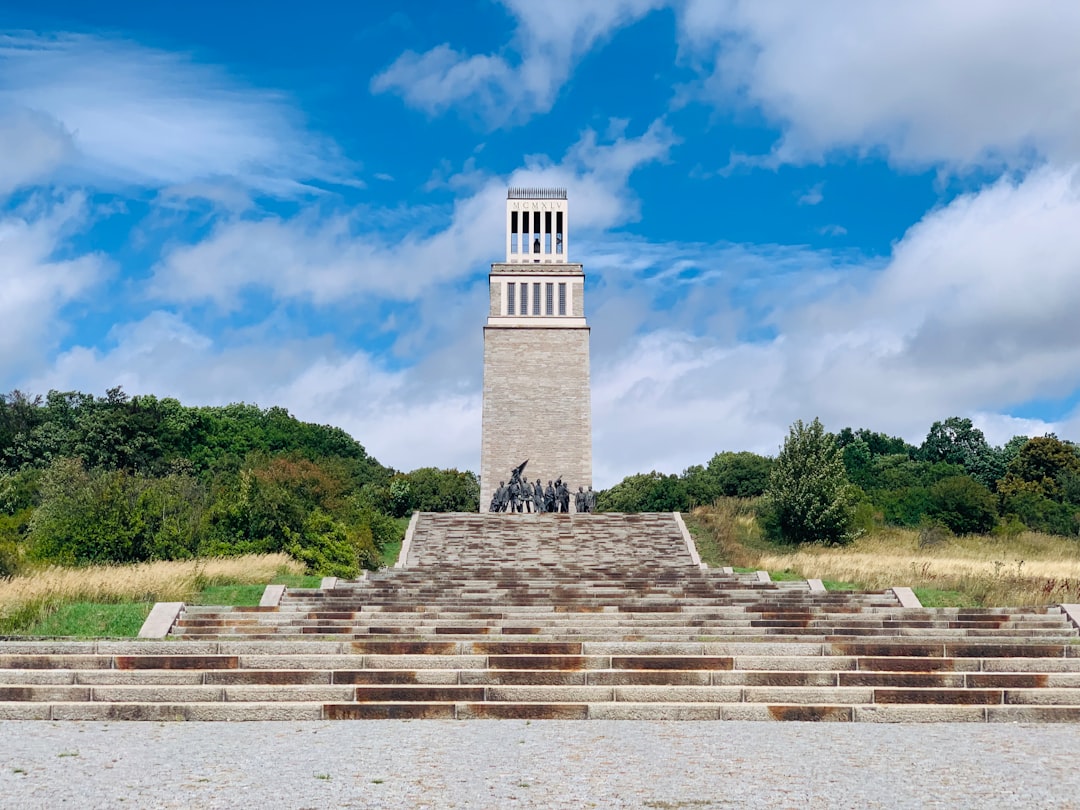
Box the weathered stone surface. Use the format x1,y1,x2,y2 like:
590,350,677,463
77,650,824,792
0,702,51,719
223,686,355,702
986,705,1080,722
137,602,185,639
324,703,454,720
90,686,221,703
456,702,588,720
721,704,852,722
614,686,741,703
114,655,237,671
854,705,987,723
589,702,721,720
1003,688,1080,705
743,687,874,705
480,326,591,512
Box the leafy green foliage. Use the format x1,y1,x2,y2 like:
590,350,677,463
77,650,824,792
760,418,857,545
1,388,410,575
385,467,480,517
926,475,998,535
596,471,689,513
683,452,773,505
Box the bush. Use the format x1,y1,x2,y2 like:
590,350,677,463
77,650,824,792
926,475,997,535
760,418,857,545
918,519,953,548
284,510,373,578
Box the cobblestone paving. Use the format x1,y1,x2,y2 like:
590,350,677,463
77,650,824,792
1,721,1079,809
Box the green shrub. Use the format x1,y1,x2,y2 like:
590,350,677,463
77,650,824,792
284,510,374,578
760,418,857,545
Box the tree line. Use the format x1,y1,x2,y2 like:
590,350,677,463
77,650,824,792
0,389,478,577
598,416,1080,542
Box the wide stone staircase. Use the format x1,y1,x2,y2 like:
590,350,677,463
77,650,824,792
1,512,1079,721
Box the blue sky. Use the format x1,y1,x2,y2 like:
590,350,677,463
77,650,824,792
3,1,1080,486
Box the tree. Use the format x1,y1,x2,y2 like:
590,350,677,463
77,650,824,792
926,475,997,535
837,427,915,458
918,417,1005,489
761,418,857,545
597,472,689,513
707,452,773,498
998,435,1080,502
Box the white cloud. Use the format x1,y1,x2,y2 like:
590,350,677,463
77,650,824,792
149,121,677,309
678,0,1080,168
798,183,823,206
0,194,106,378
0,107,74,196
588,164,1080,482
0,32,350,194
371,0,666,127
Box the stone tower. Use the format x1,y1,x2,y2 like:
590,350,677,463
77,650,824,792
479,188,592,511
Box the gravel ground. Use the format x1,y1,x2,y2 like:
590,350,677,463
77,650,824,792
1,721,1078,809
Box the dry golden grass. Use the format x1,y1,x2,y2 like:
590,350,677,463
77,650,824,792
0,554,304,612
690,501,1080,607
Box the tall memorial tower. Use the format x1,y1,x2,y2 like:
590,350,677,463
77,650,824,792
479,188,592,511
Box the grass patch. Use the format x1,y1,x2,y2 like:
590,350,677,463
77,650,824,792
821,579,860,591
682,499,769,570
24,602,152,637
270,573,323,589
192,584,266,607
768,570,805,582
0,554,306,635
380,537,403,568
192,573,323,606
914,588,975,608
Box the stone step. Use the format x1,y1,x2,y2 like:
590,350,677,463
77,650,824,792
6,666,1080,689
174,617,1071,639
1,678,1078,706
5,650,1080,675
1,700,1078,722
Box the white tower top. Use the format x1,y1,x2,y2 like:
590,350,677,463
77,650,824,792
505,188,568,263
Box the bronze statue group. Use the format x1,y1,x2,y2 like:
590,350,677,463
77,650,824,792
488,460,596,513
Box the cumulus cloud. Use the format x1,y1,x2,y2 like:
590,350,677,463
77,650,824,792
589,164,1080,482
371,0,666,126
0,195,107,378
0,32,350,194
678,0,1080,168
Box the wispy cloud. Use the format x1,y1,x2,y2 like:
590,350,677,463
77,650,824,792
371,0,666,127
0,32,352,196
